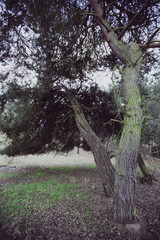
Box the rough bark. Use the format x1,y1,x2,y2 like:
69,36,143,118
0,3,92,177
90,0,145,224
69,95,115,197
113,45,143,223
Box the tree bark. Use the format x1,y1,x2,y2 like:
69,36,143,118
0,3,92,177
90,0,144,224
69,95,115,197
113,48,143,223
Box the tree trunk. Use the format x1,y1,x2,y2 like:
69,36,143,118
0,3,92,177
113,45,143,223
138,153,156,183
89,0,145,224
69,95,115,197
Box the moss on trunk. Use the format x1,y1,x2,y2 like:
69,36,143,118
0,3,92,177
113,43,143,224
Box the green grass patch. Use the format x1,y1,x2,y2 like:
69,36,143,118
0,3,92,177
51,165,96,172
53,165,76,172
33,171,47,177
82,165,97,171
0,166,98,229
39,165,97,172
0,171,19,179
0,178,82,224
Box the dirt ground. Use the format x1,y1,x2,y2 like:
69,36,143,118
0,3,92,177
0,150,159,240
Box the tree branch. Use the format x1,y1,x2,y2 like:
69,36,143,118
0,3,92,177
82,105,98,111
81,11,111,31
105,118,123,125
140,43,160,49
141,97,160,106
118,0,150,40
90,0,127,62
143,27,160,49
7,11,34,55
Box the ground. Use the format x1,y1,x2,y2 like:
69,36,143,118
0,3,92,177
0,149,159,240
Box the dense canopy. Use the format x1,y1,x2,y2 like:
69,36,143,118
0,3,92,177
0,0,160,224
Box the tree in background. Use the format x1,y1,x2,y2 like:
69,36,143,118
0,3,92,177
0,0,119,198
0,83,120,155
0,82,120,196
142,76,160,157
0,0,160,223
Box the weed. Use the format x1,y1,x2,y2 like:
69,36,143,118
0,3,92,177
135,168,144,178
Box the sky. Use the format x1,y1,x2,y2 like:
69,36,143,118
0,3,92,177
0,60,113,91
90,70,112,90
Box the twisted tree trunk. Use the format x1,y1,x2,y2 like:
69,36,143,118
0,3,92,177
89,0,156,224
113,45,143,223
69,95,115,197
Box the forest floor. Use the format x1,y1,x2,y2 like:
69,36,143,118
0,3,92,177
0,151,159,240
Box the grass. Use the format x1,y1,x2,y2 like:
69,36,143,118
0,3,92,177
0,171,19,179
0,164,159,239
39,164,97,172
0,166,86,226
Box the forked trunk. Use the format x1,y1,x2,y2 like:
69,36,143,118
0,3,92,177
113,53,143,223
69,95,115,197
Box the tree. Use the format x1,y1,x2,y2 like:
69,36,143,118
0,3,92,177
89,0,160,223
145,79,160,146
0,0,160,223
0,83,119,196
67,91,115,196
0,0,118,198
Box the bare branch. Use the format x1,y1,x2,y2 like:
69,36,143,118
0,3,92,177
118,0,150,40
141,43,160,48
82,105,98,111
145,27,160,48
6,10,34,55
142,97,160,106
104,118,123,125
90,0,127,62
81,11,111,31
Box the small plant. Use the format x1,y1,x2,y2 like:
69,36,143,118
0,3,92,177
135,168,144,178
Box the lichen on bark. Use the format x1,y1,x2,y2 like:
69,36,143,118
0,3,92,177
113,45,144,223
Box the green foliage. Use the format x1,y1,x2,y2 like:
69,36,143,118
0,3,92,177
0,133,9,151
1,0,159,94
140,78,160,146
0,0,159,157
0,83,120,156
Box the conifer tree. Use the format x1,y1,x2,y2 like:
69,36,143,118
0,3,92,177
0,0,160,223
